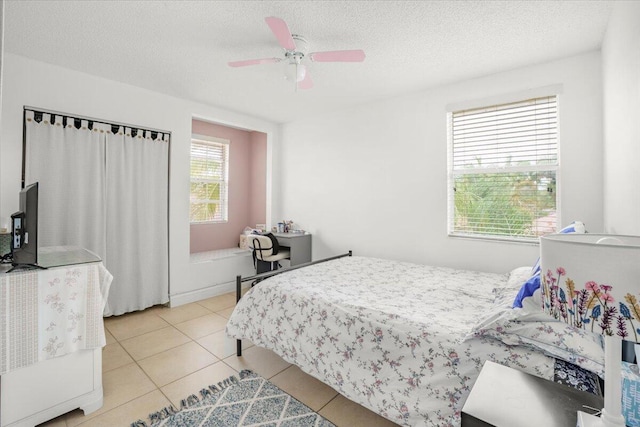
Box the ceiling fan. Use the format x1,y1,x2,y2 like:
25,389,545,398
228,16,366,90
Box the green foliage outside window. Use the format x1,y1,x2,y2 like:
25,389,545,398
190,181,222,222
453,165,556,239
189,138,228,223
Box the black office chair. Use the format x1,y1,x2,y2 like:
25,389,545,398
249,234,290,275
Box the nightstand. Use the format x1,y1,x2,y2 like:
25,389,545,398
462,361,604,427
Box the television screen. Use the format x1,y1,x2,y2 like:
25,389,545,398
12,182,38,267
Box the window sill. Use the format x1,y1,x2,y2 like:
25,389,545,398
190,220,229,225
190,248,251,264
448,233,539,246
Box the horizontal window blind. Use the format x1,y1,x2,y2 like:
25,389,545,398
190,138,229,223
448,96,558,241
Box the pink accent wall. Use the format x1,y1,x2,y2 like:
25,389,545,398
249,131,267,228
190,119,267,253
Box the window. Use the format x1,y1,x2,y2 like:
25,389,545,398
190,135,229,223
447,95,558,241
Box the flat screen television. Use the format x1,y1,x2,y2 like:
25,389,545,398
11,182,39,268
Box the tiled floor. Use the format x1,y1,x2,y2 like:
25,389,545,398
38,292,399,427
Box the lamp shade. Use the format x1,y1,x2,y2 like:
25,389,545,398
540,233,640,343
540,233,640,427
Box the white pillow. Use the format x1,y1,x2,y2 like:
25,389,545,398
468,301,604,376
492,266,532,307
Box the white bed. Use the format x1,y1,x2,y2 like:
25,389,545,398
226,255,604,427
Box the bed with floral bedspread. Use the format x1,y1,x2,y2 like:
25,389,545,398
226,256,603,427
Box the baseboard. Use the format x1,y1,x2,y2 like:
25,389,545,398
169,281,237,307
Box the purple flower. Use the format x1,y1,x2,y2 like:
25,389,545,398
599,305,618,335
617,315,628,339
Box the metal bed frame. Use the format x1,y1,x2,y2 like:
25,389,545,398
235,250,352,356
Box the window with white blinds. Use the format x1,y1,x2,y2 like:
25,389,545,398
190,136,229,223
448,95,559,241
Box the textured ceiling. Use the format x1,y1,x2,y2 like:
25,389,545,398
4,0,614,124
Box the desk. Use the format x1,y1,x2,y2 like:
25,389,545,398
0,246,112,427
273,232,312,266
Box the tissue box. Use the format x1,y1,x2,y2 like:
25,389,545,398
622,361,640,427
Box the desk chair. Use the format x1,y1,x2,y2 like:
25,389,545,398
249,234,290,275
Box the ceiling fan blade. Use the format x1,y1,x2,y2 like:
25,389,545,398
298,70,313,90
265,16,296,51
309,50,366,62
228,58,281,67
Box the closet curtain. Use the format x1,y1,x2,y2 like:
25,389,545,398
105,127,169,315
24,110,170,316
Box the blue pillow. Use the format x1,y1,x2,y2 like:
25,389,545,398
530,221,586,276
517,221,586,308
513,273,540,308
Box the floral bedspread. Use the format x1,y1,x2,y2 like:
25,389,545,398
226,256,558,427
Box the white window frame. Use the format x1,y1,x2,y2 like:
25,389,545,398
446,94,560,243
190,134,230,224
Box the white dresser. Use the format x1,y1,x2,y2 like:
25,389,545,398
0,247,112,427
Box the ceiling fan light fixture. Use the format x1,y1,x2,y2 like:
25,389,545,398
228,16,364,91
283,62,306,83
296,64,307,82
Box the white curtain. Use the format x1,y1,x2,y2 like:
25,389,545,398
25,111,107,256
24,110,170,316
104,128,169,315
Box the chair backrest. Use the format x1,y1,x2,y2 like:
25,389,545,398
250,235,275,259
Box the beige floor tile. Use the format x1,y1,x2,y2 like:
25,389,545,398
196,330,253,359
120,326,191,360
160,361,238,408
197,292,236,312
270,365,338,412
156,302,212,325
102,342,134,372
216,306,235,319
319,395,400,427
223,345,291,379
174,313,228,339
104,329,116,345
74,390,171,427
137,341,218,387
104,311,170,341
66,363,156,426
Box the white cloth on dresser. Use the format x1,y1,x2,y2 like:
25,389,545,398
0,263,112,374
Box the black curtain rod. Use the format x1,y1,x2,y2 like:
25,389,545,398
24,107,171,137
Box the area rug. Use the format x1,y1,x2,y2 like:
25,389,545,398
131,370,336,427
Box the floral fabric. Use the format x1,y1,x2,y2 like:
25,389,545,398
1,262,112,374
469,305,605,376
38,264,111,358
542,266,640,343
553,359,601,395
226,256,560,427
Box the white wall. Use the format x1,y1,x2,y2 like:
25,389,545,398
278,52,604,273
602,1,640,235
0,47,609,295
0,53,280,305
